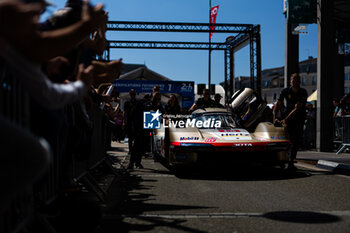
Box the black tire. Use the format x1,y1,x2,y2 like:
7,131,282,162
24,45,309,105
172,164,189,177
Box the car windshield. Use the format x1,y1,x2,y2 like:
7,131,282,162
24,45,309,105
191,113,236,129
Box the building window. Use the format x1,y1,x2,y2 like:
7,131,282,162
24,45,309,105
312,76,317,85
279,79,284,87
301,76,307,86
345,73,350,81
272,79,278,88
345,87,349,94
264,81,269,88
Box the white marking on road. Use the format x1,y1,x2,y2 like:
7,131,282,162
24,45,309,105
298,161,350,180
296,162,329,172
322,210,350,216
317,160,339,169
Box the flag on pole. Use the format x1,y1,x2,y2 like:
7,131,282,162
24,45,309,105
210,5,219,39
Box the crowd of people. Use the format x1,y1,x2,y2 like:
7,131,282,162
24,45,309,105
0,0,124,231
333,94,350,141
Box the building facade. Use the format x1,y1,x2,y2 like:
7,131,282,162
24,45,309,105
234,56,350,103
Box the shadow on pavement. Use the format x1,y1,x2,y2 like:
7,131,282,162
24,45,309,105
263,211,341,223
117,174,211,215
101,173,212,233
101,217,209,233
134,167,174,175
108,146,128,153
173,166,314,181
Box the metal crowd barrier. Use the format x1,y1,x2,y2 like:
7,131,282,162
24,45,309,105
336,115,350,154
0,59,35,233
0,59,113,232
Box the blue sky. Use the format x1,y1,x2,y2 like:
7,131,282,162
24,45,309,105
43,0,317,85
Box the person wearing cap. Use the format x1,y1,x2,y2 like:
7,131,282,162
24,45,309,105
214,93,225,108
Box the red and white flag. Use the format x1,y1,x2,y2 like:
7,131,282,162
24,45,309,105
210,5,219,39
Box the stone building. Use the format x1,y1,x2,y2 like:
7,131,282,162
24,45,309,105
229,56,350,103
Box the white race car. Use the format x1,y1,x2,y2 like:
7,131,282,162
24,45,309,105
152,88,290,170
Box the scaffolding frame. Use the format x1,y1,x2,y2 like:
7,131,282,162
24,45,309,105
105,21,261,98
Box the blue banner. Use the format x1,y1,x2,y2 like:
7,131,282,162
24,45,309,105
113,80,194,109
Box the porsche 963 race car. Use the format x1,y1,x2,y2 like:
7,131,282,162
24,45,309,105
152,88,291,170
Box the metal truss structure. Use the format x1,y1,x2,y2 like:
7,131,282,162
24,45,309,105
108,41,227,50
107,21,255,33
106,21,261,98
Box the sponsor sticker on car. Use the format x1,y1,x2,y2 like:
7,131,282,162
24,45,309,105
215,132,252,141
233,143,253,147
218,129,240,132
205,137,217,143
180,136,199,141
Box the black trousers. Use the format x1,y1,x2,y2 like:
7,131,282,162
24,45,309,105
130,130,148,165
287,120,304,162
126,124,135,152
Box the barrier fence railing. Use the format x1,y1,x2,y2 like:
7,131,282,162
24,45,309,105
0,59,112,232
0,59,34,233
336,115,350,154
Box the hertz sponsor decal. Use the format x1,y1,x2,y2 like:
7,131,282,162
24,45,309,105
215,132,252,141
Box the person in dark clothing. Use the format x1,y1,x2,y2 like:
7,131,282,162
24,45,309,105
144,94,151,102
273,73,308,170
341,94,350,116
127,98,147,169
333,98,342,140
123,89,137,153
189,88,215,112
303,103,316,149
152,85,160,94
145,92,164,113
214,93,225,108
127,92,163,169
165,94,180,115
